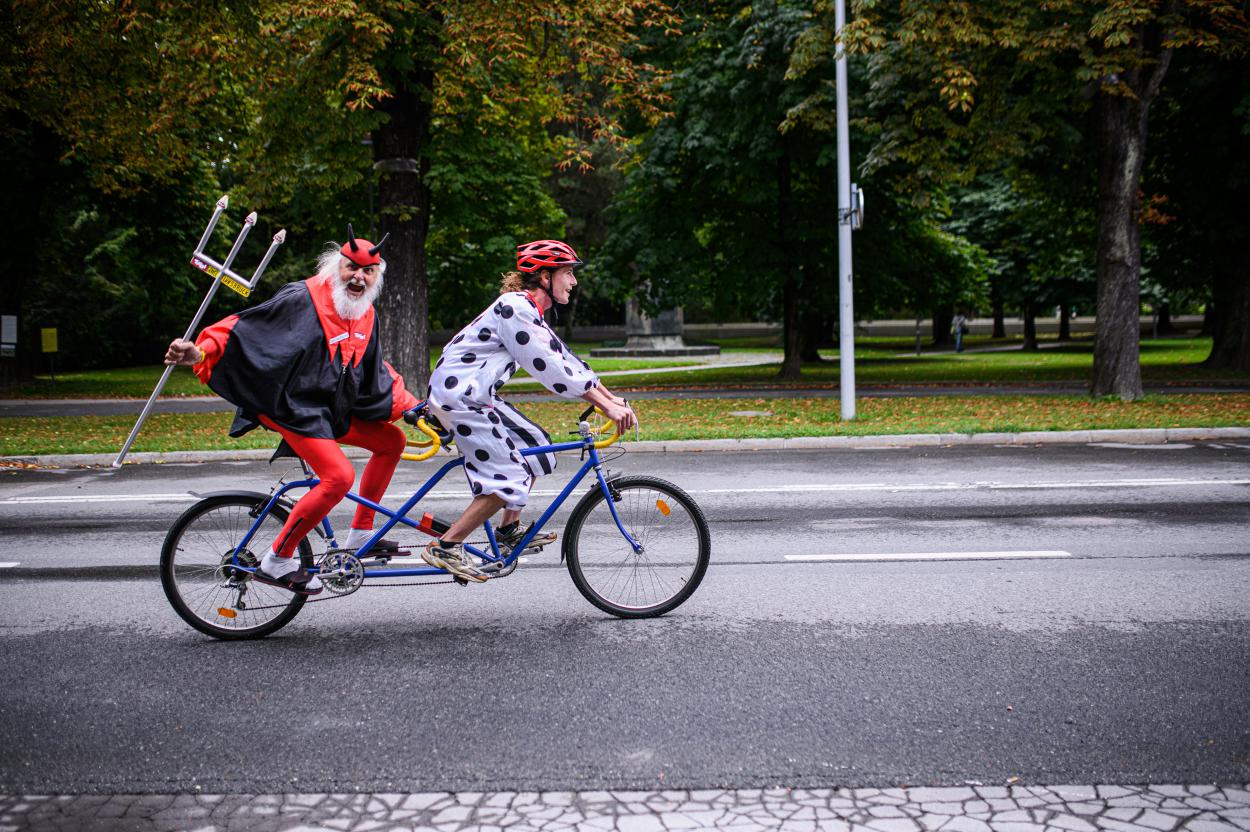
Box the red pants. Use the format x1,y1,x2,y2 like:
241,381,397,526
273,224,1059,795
260,415,407,558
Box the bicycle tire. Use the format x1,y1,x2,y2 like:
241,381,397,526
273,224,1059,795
562,475,710,618
160,495,312,640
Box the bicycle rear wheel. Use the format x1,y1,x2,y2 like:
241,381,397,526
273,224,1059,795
563,475,710,618
160,495,312,640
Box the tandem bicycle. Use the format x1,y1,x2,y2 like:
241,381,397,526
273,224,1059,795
160,405,711,639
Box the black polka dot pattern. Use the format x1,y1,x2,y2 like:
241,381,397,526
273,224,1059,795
425,291,595,509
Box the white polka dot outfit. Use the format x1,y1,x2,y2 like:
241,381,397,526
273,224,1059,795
429,291,600,510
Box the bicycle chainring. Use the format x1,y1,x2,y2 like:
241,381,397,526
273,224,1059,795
316,549,365,596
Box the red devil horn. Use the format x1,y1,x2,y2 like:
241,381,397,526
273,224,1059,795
368,233,390,256
346,223,360,252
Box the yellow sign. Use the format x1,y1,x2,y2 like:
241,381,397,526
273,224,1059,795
41,328,58,353
190,256,251,298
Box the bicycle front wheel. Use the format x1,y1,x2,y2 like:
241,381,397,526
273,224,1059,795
563,475,710,618
160,495,312,640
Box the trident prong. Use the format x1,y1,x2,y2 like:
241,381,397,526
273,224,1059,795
194,195,229,254
113,201,285,468
248,229,286,285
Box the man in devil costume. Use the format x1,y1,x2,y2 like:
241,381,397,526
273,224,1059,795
165,226,418,595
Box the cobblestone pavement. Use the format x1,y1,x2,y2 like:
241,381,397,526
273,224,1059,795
2,785,1248,832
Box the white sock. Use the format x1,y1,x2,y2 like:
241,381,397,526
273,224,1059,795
344,527,374,549
260,549,299,577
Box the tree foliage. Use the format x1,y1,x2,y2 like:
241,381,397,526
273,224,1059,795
791,0,1248,397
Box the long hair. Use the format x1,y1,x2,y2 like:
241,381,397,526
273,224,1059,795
500,269,545,294
315,243,388,282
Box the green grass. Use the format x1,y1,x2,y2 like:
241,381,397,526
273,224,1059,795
509,337,1237,389
7,337,1231,399
5,352,700,399
3,393,1247,457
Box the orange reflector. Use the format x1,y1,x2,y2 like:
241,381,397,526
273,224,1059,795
217,607,238,619
656,499,671,516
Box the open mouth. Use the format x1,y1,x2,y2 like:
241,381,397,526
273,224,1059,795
345,278,368,298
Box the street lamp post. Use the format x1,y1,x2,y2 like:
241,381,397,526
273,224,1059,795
835,0,857,420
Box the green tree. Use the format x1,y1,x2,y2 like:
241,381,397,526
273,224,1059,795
603,1,843,378
3,0,676,388
1146,48,1250,371
243,0,678,392
794,0,1248,398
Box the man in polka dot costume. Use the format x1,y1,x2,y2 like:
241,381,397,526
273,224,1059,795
422,240,637,582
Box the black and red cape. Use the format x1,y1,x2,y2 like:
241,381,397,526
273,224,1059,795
194,277,415,439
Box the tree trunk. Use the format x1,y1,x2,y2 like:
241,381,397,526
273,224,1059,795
778,147,802,379
931,310,953,347
780,278,802,377
1058,303,1071,342
372,75,434,396
1205,264,1250,372
1022,301,1038,350
1090,33,1171,399
800,309,826,362
991,278,1006,338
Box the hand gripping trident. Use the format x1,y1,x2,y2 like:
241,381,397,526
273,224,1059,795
112,196,286,467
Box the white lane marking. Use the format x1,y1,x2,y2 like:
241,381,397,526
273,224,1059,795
785,550,1072,562
698,478,1250,495
1091,442,1192,450
0,562,18,568
0,493,197,505
3,477,1247,506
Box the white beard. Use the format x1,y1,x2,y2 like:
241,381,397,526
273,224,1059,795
331,274,383,320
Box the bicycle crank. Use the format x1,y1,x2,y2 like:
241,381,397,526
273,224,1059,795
316,549,365,596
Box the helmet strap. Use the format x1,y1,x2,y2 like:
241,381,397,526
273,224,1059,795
539,270,561,323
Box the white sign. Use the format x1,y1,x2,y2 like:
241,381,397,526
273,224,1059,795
1,315,15,345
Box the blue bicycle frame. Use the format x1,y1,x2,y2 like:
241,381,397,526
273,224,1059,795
228,432,641,579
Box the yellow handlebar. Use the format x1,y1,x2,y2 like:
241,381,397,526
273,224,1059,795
401,417,442,462
588,408,623,449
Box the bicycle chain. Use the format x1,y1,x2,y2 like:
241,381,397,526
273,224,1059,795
232,539,526,609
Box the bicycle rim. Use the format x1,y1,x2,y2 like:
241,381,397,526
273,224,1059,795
566,476,710,617
161,497,308,639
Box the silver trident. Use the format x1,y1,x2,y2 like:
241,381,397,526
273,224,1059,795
112,196,286,467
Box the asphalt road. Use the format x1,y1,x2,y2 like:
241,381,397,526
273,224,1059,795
1,441,1248,794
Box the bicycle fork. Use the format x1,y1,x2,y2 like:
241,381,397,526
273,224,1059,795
592,461,643,555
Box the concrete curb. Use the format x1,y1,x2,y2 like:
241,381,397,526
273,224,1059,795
5,427,1248,469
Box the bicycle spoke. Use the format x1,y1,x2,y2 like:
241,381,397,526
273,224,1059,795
162,497,307,638
567,477,709,616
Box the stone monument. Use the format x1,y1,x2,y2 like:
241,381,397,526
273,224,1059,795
590,299,720,357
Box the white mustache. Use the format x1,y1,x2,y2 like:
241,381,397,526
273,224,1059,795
331,274,383,320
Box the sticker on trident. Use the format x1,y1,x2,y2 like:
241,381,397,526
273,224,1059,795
112,196,286,467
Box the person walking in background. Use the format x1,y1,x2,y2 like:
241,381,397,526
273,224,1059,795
952,311,969,353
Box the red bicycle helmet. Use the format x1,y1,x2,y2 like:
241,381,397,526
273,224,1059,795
516,239,584,273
